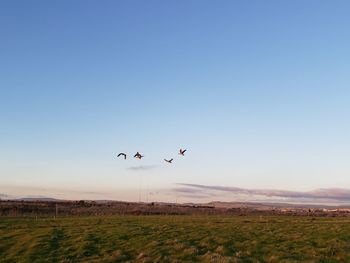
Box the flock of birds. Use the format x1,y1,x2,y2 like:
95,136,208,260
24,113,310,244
117,148,187,164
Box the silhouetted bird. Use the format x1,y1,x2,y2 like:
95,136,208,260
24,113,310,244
134,152,144,159
164,159,173,163
179,149,187,156
117,153,127,160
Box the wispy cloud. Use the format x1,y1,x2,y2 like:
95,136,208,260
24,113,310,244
127,165,157,171
171,187,216,198
176,183,350,202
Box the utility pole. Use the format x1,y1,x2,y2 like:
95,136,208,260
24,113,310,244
55,203,58,218
138,174,142,203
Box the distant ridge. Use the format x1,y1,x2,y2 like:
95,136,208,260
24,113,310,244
0,194,13,200
2,195,350,209
207,201,350,209
17,197,61,202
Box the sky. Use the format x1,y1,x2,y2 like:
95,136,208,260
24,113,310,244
1,1,350,204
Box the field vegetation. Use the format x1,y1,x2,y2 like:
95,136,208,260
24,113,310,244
1,215,350,262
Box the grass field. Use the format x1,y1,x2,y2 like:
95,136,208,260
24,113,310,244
1,215,350,262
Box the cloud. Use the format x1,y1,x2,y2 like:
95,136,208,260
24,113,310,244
173,187,204,194
127,165,157,171
167,187,217,199
177,194,213,199
176,183,350,202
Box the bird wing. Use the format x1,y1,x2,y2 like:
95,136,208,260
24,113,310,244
183,149,187,153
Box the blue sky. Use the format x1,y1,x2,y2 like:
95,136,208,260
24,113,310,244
1,1,350,203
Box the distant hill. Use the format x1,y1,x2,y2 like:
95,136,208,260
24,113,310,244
0,194,61,202
17,197,61,202
207,201,350,209
2,195,350,209
0,194,13,200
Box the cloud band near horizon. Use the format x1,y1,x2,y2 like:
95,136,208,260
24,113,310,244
176,183,350,202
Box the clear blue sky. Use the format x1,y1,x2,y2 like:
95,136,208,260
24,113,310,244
1,1,350,202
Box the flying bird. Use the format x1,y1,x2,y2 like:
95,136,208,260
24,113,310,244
117,153,127,160
134,152,144,159
164,158,173,163
179,149,187,156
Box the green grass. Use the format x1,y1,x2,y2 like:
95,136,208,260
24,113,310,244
1,215,350,262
